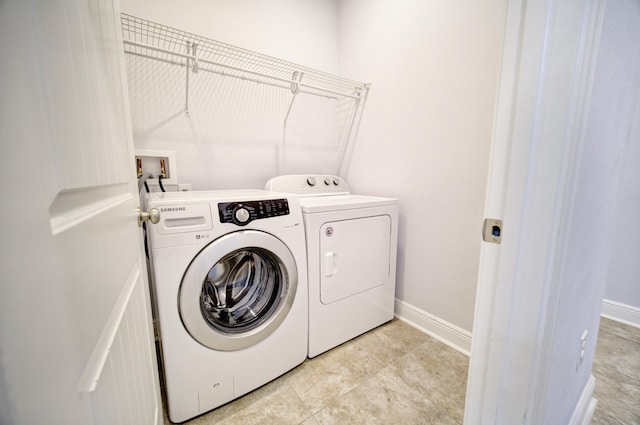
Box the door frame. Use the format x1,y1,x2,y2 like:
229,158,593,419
463,0,606,423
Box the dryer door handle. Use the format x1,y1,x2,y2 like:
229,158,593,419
323,252,338,277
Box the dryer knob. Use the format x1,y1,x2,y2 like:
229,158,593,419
234,207,251,224
306,177,316,186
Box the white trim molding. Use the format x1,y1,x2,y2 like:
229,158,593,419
394,299,471,356
568,375,598,425
601,299,640,328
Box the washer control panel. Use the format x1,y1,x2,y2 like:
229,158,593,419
218,199,289,226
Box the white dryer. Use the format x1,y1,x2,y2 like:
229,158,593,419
144,190,308,423
266,175,399,358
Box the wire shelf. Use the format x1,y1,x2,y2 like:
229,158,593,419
120,13,370,175
120,13,368,101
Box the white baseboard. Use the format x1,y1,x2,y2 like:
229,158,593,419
601,299,640,328
394,299,472,356
568,375,597,425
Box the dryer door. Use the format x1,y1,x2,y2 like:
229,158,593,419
320,215,392,304
179,230,297,351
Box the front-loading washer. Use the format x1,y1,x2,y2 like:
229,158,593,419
144,189,307,423
265,175,399,358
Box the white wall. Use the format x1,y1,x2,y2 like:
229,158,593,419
121,0,506,334
599,0,640,315
121,0,338,71
337,0,506,332
120,0,343,190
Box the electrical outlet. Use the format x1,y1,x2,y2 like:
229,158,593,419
577,330,588,370
135,149,178,186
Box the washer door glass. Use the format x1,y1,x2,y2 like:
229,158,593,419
179,230,298,351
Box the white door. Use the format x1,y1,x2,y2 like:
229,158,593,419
464,0,606,423
0,1,161,424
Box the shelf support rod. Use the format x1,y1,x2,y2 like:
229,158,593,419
283,71,303,133
338,84,371,176
184,42,192,116
280,71,304,172
191,43,199,73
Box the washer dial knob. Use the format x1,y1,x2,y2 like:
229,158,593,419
234,207,250,224
306,177,316,186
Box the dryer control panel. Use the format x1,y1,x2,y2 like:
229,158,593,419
218,199,289,226
265,175,350,195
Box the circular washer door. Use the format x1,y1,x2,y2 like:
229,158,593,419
179,230,298,351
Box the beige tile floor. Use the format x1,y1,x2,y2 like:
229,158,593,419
163,319,468,425
164,317,639,425
592,317,640,425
